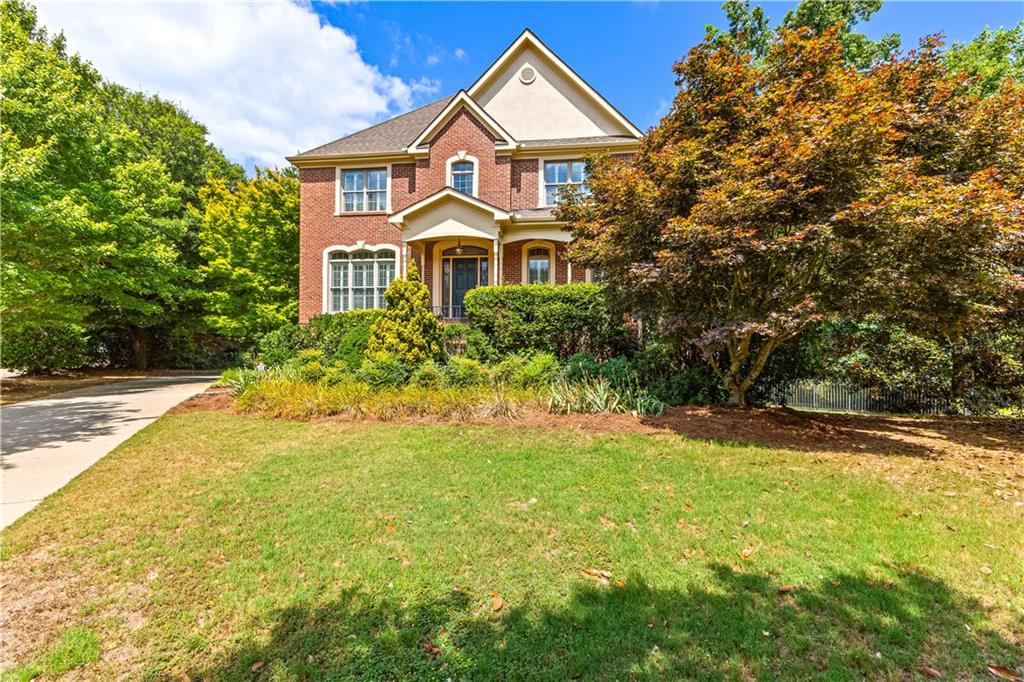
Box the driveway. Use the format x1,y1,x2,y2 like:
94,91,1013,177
1,375,216,528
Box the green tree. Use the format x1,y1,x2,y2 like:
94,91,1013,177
561,27,1022,407
708,0,900,69
197,168,300,342
945,22,1024,96
365,261,441,366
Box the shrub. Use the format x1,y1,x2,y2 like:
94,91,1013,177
0,323,95,372
495,352,560,388
442,357,491,388
410,360,444,389
463,283,632,358
366,260,441,365
464,327,498,364
357,351,409,389
598,356,636,387
440,323,468,357
492,354,528,386
548,377,665,416
562,352,601,381
256,312,381,368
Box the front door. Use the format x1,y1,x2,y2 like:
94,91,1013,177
451,258,479,316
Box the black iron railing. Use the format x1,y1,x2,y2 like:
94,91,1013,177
433,305,466,320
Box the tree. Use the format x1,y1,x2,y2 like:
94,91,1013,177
365,261,441,366
708,0,900,68
944,22,1024,97
561,27,1023,407
197,168,300,343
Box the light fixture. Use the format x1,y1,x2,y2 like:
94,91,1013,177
454,238,464,256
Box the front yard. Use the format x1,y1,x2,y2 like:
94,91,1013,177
2,407,1022,679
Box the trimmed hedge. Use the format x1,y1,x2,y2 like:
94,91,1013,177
257,311,382,369
463,283,631,358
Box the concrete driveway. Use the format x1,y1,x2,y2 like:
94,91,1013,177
1,375,216,528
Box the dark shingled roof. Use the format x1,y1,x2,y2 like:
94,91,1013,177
291,95,454,158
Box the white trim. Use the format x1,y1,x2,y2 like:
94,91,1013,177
321,243,400,314
445,152,479,197
388,187,511,225
521,239,555,285
335,164,392,215
467,29,642,139
407,90,517,154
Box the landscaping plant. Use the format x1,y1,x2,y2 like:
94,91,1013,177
365,260,441,366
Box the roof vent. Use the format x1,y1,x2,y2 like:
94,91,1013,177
519,66,536,84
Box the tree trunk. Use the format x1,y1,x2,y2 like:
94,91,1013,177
949,339,967,408
130,328,149,370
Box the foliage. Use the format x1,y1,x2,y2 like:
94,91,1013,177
463,283,630,359
410,360,444,389
198,168,299,342
708,0,900,68
0,323,94,372
304,311,382,369
561,25,1024,406
366,261,441,366
288,349,327,383
356,352,410,389
442,357,492,388
945,22,1024,96
547,377,665,416
464,327,499,364
561,353,602,382
5,626,100,680
255,323,304,367
493,352,561,389
0,0,244,369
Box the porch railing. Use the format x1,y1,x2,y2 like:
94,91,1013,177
433,305,467,320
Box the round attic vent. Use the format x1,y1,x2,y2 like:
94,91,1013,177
519,66,536,84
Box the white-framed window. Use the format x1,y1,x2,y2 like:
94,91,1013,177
327,247,397,312
521,242,553,285
339,168,387,213
446,154,479,197
543,159,587,206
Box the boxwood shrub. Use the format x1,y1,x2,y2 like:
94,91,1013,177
463,283,631,359
257,311,382,369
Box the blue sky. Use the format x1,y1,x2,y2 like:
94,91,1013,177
35,1,1023,170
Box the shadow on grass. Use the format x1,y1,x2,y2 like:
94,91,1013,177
199,565,1020,680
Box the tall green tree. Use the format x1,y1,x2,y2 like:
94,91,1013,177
944,22,1024,96
197,168,299,343
561,27,1022,406
708,0,900,68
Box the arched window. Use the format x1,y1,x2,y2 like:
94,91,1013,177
327,247,396,312
446,154,478,197
527,246,552,285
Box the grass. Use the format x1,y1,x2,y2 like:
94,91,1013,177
2,627,100,681
2,411,1021,679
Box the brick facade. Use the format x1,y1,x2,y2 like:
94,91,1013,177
298,106,613,322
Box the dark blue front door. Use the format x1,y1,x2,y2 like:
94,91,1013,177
451,258,479,314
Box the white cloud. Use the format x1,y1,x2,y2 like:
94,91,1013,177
426,53,442,67
454,47,468,61
34,2,438,168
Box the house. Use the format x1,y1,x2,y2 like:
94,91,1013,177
287,29,641,321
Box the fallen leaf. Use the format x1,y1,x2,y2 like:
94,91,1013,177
624,520,638,533
599,516,617,530
739,546,755,560
251,661,264,672
401,559,411,568
385,514,395,521
614,578,626,588
986,664,1023,681
980,564,993,575
421,641,441,659
386,524,396,533
491,591,504,612
918,665,942,678
684,503,694,511
778,585,797,594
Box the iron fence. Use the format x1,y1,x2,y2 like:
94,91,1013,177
768,380,950,415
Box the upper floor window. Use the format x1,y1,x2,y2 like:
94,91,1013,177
328,248,396,312
451,161,475,195
340,168,387,213
543,160,587,206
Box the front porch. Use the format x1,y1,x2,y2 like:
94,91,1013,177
388,189,586,320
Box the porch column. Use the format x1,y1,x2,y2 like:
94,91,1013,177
401,239,408,277
492,238,499,285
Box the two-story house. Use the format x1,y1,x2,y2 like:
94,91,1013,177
287,29,641,321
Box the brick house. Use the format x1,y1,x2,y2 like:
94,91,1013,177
287,29,641,322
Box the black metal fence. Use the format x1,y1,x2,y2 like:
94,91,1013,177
768,380,950,415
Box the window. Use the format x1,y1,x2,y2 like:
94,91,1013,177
328,249,396,312
543,160,587,206
451,161,475,195
527,246,551,284
340,168,387,213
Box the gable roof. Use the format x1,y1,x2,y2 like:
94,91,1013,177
468,29,642,139
407,90,517,155
388,187,511,224
289,96,453,160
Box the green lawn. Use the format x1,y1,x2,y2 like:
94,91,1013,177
2,411,1021,680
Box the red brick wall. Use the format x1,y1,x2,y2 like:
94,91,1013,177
502,240,582,285
297,167,402,322
510,158,539,209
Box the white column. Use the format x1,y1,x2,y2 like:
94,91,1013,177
401,239,408,277
567,257,573,284
493,238,499,286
